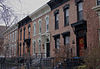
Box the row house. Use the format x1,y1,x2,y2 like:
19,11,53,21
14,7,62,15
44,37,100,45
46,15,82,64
0,26,6,57
49,0,99,57
93,0,100,45
18,4,51,58
3,24,18,57
48,0,99,57
18,0,99,58
18,16,32,57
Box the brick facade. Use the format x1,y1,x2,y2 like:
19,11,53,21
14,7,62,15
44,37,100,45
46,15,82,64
3,24,18,57
17,0,99,58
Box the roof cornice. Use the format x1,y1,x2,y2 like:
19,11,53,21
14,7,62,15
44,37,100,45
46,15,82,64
29,4,51,21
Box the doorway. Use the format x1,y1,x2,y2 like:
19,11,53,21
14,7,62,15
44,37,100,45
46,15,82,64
46,43,50,57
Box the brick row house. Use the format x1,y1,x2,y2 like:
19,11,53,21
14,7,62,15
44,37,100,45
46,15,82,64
3,24,18,57
18,4,51,58
48,0,99,57
0,26,6,57
17,0,99,58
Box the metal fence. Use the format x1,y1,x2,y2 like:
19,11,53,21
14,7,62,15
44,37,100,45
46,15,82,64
0,57,85,69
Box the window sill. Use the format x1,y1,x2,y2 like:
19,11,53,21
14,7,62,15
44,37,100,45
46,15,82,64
64,24,69,27
93,5,100,13
55,28,59,30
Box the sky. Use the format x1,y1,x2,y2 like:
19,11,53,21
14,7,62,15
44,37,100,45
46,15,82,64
0,0,50,26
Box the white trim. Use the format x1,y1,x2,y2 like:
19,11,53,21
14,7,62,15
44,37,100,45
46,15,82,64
33,22,36,36
29,4,51,21
38,19,42,34
3,23,18,35
45,15,49,32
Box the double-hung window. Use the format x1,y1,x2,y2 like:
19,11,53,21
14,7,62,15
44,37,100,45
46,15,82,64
63,4,69,26
77,2,83,21
55,38,60,49
28,24,31,38
64,36,70,45
33,23,36,36
46,16,49,32
33,41,36,54
20,29,22,40
24,27,26,40
97,0,100,5
54,10,59,30
62,32,70,46
39,20,42,34
38,40,41,54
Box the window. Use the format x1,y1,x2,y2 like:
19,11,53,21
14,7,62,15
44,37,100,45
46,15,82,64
46,16,49,32
55,13,59,29
97,0,100,5
64,36,70,45
38,40,41,54
28,24,31,38
12,32,14,42
55,37,60,49
64,8,69,26
77,2,83,21
39,20,42,33
24,27,26,40
62,32,70,45
10,34,11,41
15,31,17,41
33,41,36,54
55,38,60,49
20,43,21,56
33,23,36,36
20,29,22,40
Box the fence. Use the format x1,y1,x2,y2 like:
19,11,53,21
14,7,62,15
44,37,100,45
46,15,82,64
0,57,85,69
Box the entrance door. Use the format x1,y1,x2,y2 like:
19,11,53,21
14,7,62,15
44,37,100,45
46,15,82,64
76,30,87,56
46,43,50,57
78,37,84,56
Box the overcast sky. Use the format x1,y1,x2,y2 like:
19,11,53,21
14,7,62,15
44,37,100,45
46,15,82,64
0,0,50,26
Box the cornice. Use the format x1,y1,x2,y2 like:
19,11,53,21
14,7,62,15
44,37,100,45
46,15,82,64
29,4,51,21
48,0,70,10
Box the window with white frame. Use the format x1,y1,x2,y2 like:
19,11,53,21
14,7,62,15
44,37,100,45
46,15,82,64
15,31,16,41
33,23,36,36
39,20,42,33
13,32,14,42
38,40,41,54
46,16,49,32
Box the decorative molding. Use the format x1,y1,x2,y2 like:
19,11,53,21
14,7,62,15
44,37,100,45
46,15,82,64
45,15,49,20
3,23,18,35
48,0,70,10
93,5,100,13
63,4,70,11
29,4,51,21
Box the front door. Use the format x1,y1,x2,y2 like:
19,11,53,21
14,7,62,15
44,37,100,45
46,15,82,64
78,37,85,56
46,43,50,57
76,30,87,56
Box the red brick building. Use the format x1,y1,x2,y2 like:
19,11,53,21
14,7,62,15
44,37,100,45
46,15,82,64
18,4,51,58
3,24,18,57
48,0,99,57
18,0,99,58
0,26,6,56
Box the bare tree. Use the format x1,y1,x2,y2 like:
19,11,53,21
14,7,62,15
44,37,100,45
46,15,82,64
53,44,72,67
0,0,22,28
84,46,100,69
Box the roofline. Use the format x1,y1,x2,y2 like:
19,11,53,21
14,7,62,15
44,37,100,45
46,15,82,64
29,4,51,21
